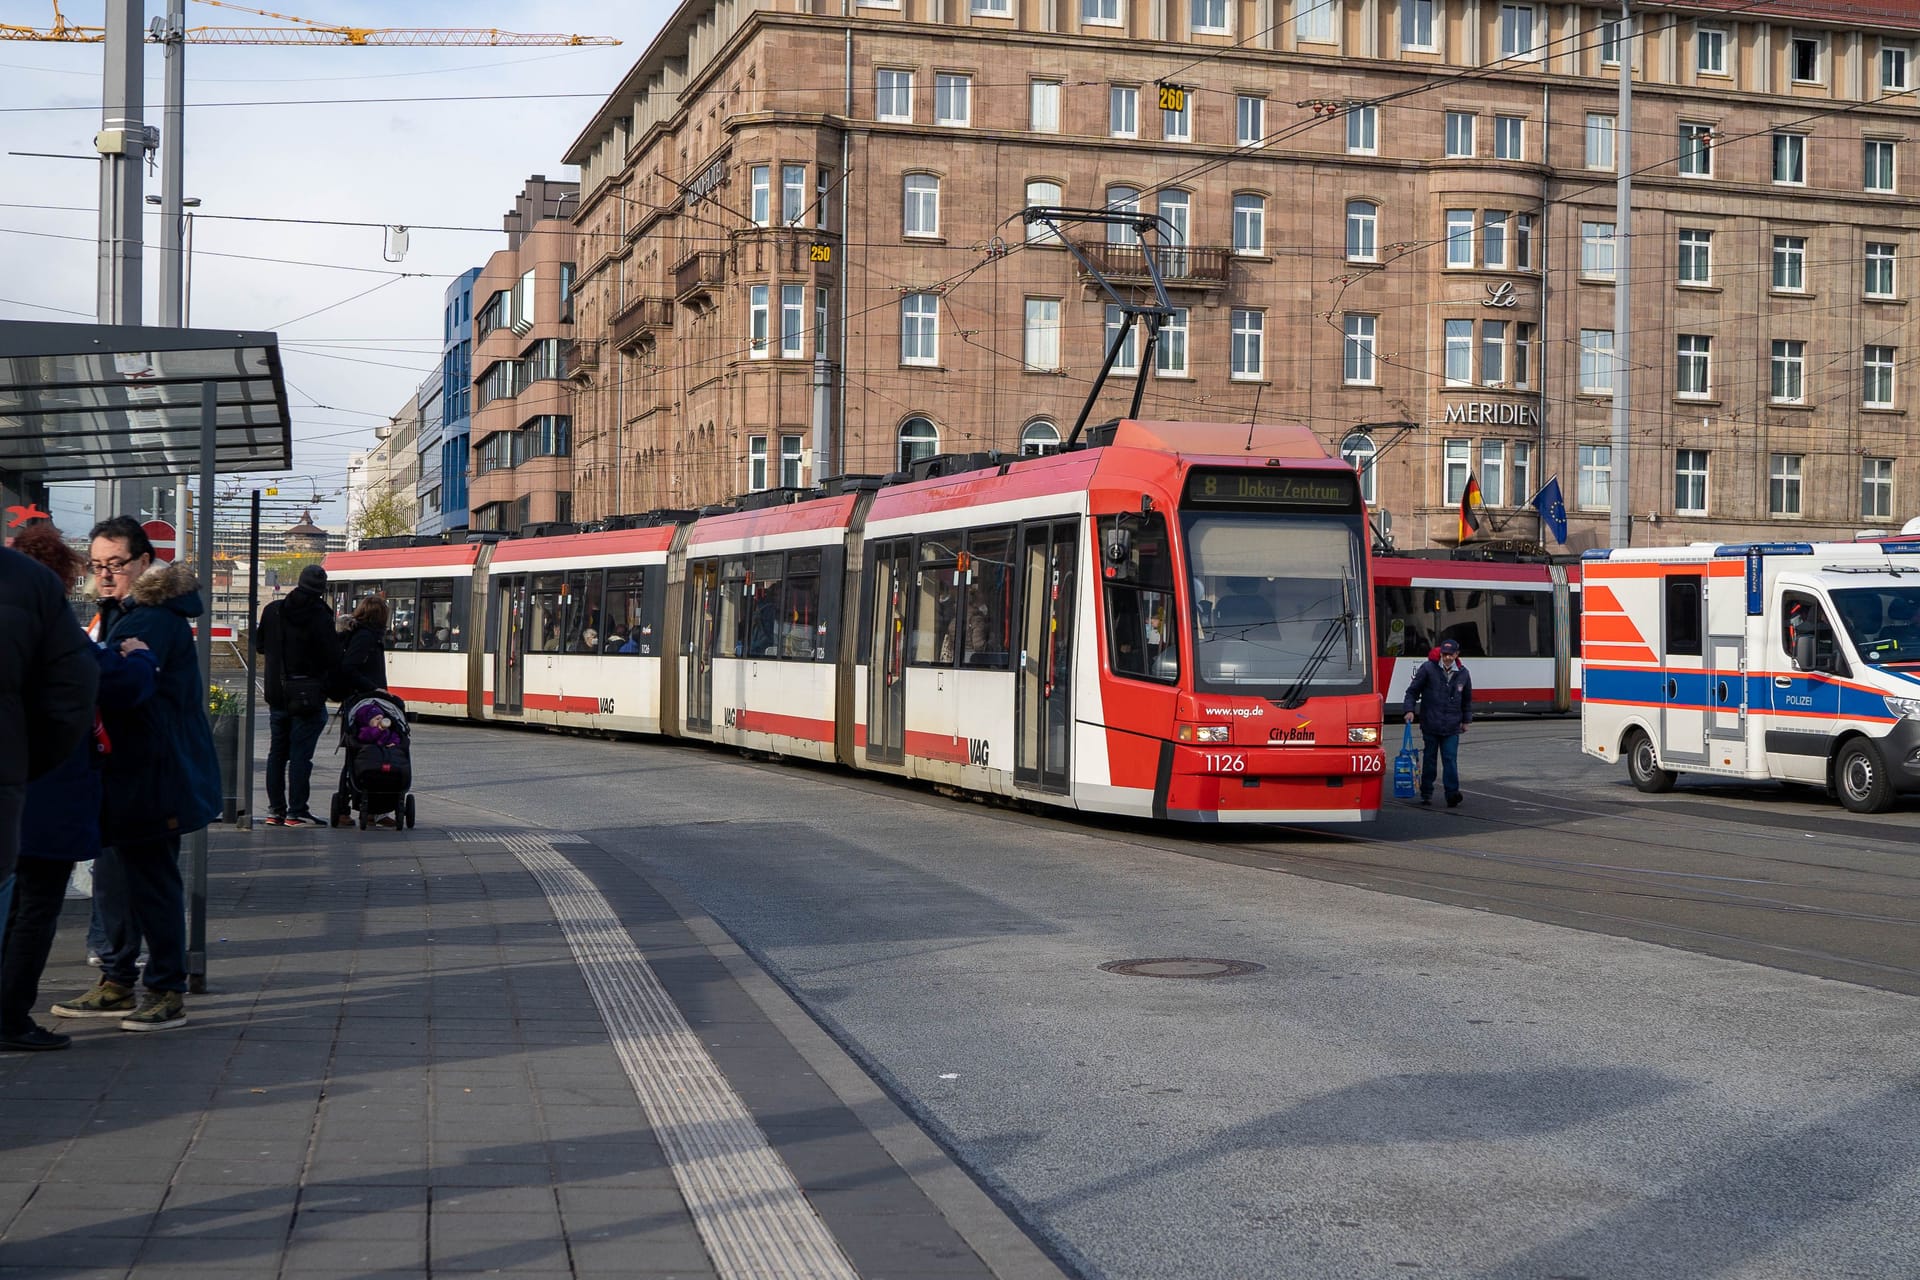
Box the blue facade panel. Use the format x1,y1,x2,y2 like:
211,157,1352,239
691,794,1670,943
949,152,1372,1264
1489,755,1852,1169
420,267,481,535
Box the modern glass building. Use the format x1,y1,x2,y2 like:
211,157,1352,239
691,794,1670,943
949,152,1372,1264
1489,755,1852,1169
418,267,481,536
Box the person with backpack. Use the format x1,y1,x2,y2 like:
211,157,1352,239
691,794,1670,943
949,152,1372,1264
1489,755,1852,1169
1402,637,1474,808
256,564,346,828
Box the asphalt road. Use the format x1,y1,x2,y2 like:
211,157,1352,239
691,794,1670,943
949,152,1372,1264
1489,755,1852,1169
412,716,1920,1280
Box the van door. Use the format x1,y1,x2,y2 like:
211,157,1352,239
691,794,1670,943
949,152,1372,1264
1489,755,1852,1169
1705,633,1747,772
1660,574,1707,764
1765,589,1841,782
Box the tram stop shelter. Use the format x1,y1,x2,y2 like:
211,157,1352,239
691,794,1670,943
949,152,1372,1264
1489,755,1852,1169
1,319,293,994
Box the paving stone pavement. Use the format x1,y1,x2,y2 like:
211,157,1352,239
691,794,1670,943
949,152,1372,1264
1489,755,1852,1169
0,819,1067,1280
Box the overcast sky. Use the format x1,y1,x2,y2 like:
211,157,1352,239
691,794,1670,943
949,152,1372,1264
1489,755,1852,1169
2,0,669,534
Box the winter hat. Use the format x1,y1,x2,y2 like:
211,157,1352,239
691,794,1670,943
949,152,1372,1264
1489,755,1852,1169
298,564,328,593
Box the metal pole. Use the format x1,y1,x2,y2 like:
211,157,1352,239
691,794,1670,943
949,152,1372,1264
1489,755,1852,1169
186,380,216,993
95,0,149,524
811,352,832,484
157,0,185,328
1609,4,1633,550
239,489,261,834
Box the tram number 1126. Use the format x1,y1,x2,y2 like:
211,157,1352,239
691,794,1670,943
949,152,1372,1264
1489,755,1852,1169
1203,753,1246,773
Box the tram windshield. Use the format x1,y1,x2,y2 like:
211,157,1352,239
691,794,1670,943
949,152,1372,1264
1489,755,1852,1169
1831,585,1920,666
1182,513,1371,700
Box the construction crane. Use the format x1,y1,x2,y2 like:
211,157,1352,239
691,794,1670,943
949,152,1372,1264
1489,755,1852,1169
1,0,621,46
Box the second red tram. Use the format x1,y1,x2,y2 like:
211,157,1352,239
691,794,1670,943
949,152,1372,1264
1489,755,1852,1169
326,419,1386,823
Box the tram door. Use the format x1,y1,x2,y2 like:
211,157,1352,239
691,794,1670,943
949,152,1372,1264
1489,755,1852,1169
685,560,719,733
493,574,527,716
1016,520,1078,791
866,540,908,764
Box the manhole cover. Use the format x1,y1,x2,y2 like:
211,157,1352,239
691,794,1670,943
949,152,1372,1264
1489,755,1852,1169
1099,957,1266,980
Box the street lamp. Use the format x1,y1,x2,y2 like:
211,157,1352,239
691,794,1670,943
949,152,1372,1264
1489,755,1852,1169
145,194,200,325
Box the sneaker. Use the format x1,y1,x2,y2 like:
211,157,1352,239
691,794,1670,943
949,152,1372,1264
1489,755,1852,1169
86,953,101,968
1446,792,1464,808
120,991,187,1033
0,1024,73,1052
373,815,397,829
264,814,285,827
1418,794,1433,806
281,814,323,828
51,979,136,1019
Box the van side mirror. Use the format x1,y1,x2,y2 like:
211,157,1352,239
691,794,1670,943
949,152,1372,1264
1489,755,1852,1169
1794,633,1817,671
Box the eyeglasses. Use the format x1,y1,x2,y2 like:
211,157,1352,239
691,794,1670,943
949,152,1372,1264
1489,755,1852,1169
89,558,140,578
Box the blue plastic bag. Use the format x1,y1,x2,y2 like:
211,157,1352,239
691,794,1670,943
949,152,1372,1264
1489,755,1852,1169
1392,724,1420,800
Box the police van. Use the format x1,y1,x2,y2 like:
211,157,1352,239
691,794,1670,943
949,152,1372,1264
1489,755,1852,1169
1579,535,1920,813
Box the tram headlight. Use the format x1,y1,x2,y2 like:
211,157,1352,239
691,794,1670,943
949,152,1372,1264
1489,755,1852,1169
1885,696,1920,721
1178,724,1232,743
1347,726,1380,745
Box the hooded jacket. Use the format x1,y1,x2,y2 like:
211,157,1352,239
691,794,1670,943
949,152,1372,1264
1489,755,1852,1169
342,620,388,694
0,546,97,792
97,561,222,844
21,644,159,862
257,584,346,709
1403,655,1473,737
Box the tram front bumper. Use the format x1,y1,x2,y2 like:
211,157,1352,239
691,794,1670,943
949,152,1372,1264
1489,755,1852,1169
1161,745,1383,822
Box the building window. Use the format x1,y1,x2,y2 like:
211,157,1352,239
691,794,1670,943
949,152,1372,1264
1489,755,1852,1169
1482,210,1508,269
1480,320,1508,385
901,294,938,366
1865,139,1897,193
1675,449,1709,515
1580,329,1616,395
1341,432,1378,503
1513,322,1534,388
1402,0,1434,50
1344,200,1376,261
1865,344,1897,407
1444,111,1475,157
1581,221,1616,279
1866,241,1898,298
1444,319,1472,385
748,435,768,492
1343,313,1377,384
1600,18,1622,66
1498,4,1536,57
1579,445,1612,510
749,285,770,359
935,73,971,126
1031,79,1062,132
1231,193,1266,255
1480,440,1507,506
749,164,770,226
1295,1,1333,42
877,69,912,122
1443,438,1471,504
1678,229,1712,284
1105,304,1140,373
903,172,940,237
1791,32,1824,83
1445,209,1474,268
1494,115,1523,160
1347,103,1377,154
1585,113,1616,170
1514,212,1535,269
1110,85,1138,138
781,285,805,358
1676,334,1712,398
899,417,939,470
1105,185,1141,243
1082,0,1120,23
1024,298,1062,372
1771,339,1806,403
1679,122,1714,177
782,164,807,226
1230,309,1265,380
767,435,797,489
1697,25,1727,75
1773,133,1806,185
1155,307,1190,377
1192,0,1228,33
1884,43,1913,92
1770,453,1803,516
1771,236,1806,291
1863,457,1895,520
1163,92,1192,143
1511,441,1533,504
1237,95,1265,147
1025,180,1063,242
1158,191,1190,268
1021,421,1061,456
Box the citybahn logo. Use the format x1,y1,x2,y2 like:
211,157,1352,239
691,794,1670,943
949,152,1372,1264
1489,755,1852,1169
1269,726,1318,745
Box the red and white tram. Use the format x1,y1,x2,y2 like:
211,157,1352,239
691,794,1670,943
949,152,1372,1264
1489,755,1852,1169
325,419,1387,824
1371,555,1583,714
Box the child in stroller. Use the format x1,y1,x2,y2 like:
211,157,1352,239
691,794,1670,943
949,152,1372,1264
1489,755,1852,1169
330,691,416,829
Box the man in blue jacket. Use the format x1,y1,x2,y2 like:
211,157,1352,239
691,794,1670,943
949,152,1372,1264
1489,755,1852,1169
51,516,219,1033
1402,638,1473,808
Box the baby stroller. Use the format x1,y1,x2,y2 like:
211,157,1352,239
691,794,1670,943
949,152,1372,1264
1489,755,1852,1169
329,691,416,830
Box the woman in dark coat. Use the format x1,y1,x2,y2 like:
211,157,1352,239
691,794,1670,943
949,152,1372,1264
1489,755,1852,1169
342,596,389,693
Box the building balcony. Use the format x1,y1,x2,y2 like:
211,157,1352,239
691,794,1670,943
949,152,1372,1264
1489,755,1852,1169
673,250,726,304
566,338,601,376
1071,242,1230,289
609,297,673,350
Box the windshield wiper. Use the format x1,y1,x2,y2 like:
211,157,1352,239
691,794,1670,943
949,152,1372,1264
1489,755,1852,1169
1277,584,1353,709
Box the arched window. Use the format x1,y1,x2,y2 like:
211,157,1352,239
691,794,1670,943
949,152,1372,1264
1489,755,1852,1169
903,172,940,238
1020,420,1061,456
898,417,940,470
1105,185,1141,244
1346,200,1379,261
1025,180,1063,242
1340,431,1378,504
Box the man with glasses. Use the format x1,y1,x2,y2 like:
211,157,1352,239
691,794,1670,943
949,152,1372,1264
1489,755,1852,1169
50,516,218,1033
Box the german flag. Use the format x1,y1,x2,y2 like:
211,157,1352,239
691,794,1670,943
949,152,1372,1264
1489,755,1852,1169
1457,475,1485,543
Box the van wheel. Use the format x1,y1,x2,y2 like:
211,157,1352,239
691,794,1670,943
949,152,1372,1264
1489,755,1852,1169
1625,730,1677,793
1835,740,1895,814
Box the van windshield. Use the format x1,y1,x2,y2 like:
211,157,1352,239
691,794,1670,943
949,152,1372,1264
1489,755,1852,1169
1831,585,1920,666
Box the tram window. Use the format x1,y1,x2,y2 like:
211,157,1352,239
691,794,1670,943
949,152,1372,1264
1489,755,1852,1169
602,567,646,654
963,527,1014,668
1099,514,1178,683
740,553,783,658
528,573,566,653
1488,590,1551,657
418,579,458,651
1375,586,1434,657
783,549,825,660
1435,590,1487,657
912,534,962,665
385,579,419,651
1664,576,1703,657
720,559,750,657
560,570,600,653
342,579,384,624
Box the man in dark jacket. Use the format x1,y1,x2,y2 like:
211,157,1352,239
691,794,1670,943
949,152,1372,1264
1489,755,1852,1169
50,515,217,1033
256,564,345,827
0,542,100,964
1402,637,1473,808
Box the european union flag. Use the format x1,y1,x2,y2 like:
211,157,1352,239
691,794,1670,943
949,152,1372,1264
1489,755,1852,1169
1531,476,1569,545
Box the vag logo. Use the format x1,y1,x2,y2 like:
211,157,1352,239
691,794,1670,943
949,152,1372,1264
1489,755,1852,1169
967,738,991,767
721,707,738,728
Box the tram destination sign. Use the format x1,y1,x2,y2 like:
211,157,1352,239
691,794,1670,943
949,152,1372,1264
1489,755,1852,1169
1184,469,1359,510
